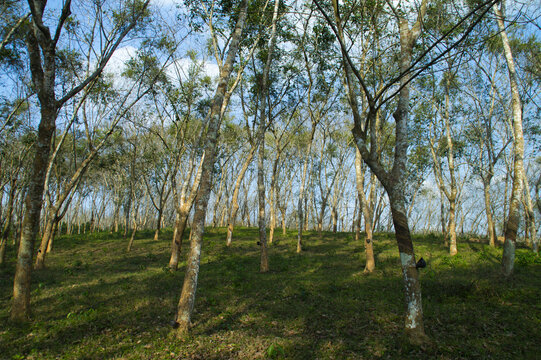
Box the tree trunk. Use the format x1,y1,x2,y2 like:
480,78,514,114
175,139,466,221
297,128,315,253
226,148,255,246
169,208,189,271
495,4,525,277
482,178,496,247
257,137,269,271
522,172,537,252
439,187,447,245
35,214,55,269
268,152,281,244
153,208,163,241
11,72,57,323
389,193,424,339
0,178,16,265
355,149,375,273
174,0,248,336
127,220,138,252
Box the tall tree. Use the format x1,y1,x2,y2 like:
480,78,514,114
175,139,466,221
315,0,497,342
11,0,150,322
173,0,250,336
494,2,526,277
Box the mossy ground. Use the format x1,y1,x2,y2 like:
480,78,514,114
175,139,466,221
1,228,540,359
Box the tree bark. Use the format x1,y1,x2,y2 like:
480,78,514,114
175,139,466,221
0,177,17,265
226,148,255,246
11,25,57,321
11,0,149,322
495,4,525,277
169,155,203,271
326,0,428,340
482,178,497,246
174,0,248,336
355,149,375,273
522,172,537,252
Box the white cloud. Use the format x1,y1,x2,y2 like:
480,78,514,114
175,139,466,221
165,57,220,84
103,46,138,76
150,0,179,7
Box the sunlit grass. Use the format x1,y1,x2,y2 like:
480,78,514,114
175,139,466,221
1,228,540,359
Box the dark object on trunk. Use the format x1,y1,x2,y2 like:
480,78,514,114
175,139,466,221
257,241,261,246
170,320,179,328
416,257,426,269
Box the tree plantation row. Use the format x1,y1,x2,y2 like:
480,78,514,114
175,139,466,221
1,0,540,344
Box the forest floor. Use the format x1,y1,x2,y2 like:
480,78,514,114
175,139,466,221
1,228,540,359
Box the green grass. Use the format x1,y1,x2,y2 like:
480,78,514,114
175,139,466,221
1,228,540,359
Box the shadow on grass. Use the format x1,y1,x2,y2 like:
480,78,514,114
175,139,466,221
1,228,540,359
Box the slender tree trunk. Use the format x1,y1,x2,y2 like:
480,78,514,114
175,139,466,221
389,191,424,339
495,4,525,277
256,0,280,271
153,207,163,241
482,178,496,246
443,83,458,256
281,207,287,235
297,128,315,253
439,187,447,245
355,149,375,273
257,136,269,271
35,213,55,269
522,172,537,252
390,21,426,334
268,152,281,244
226,148,255,246
0,179,17,265
169,207,190,271
46,220,58,253
127,219,138,252
174,0,248,335
212,165,226,227
11,80,56,322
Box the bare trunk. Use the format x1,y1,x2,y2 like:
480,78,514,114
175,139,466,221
256,0,279,271
281,208,287,235
448,200,457,255
174,0,248,336
390,194,424,339
35,215,54,269
169,210,189,270
152,207,162,241
483,179,496,246
495,5,525,277
126,220,138,252
11,78,56,322
297,130,314,253
0,179,16,265
355,149,375,273
522,173,537,252
257,138,269,271
268,152,281,244
439,188,447,245
226,149,255,246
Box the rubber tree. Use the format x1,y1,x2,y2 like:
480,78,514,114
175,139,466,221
462,53,510,247
11,0,150,322
315,0,498,343
294,11,338,251
427,66,461,256
173,0,250,336
494,2,526,277
355,148,375,273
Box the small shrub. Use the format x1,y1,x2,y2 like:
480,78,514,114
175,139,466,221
515,251,541,266
267,343,285,359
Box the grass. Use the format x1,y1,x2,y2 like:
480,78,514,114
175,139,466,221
1,228,540,359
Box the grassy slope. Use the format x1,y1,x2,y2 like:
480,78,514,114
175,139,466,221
1,228,540,359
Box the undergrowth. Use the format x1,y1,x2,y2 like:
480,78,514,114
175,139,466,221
1,228,540,359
